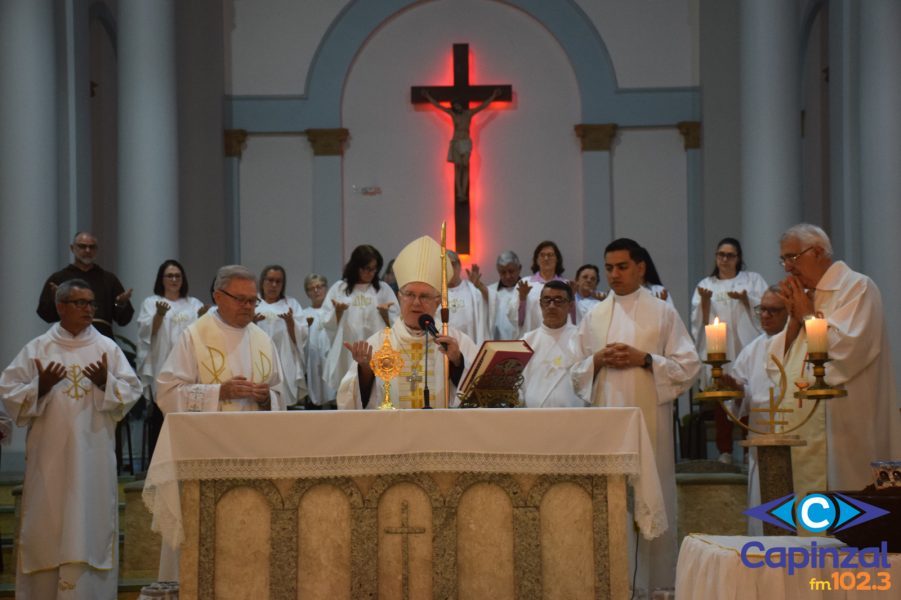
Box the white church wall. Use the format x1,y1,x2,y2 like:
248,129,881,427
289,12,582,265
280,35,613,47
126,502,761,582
225,0,350,95
576,0,699,88
612,129,690,320
239,136,316,301
341,0,583,273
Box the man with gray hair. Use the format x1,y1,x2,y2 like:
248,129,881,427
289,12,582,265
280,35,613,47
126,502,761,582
770,223,901,492
487,250,521,339
1,278,140,598
443,250,489,345
157,265,285,413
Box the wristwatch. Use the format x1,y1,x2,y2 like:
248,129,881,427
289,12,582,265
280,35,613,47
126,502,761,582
643,353,653,369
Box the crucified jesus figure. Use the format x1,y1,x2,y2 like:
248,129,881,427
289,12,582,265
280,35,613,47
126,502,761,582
422,88,502,201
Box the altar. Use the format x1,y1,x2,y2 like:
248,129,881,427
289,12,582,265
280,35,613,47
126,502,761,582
142,408,665,600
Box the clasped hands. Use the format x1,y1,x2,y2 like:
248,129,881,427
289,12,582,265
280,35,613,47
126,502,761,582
777,275,816,322
594,343,646,371
35,353,108,397
219,376,270,404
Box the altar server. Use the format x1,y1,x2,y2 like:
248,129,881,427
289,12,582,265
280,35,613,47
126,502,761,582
1,279,141,599
572,238,700,594
443,249,489,346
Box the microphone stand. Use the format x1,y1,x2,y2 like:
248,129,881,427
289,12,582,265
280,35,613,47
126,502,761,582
422,331,432,409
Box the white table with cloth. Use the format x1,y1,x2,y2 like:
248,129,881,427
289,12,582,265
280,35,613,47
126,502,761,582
676,534,901,600
142,408,666,600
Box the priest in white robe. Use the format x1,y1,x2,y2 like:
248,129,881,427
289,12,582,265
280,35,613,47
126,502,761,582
722,286,789,534
0,279,141,599
338,236,478,410
521,280,587,408
442,249,489,346
571,238,700,596
486,250,521,340
157,265,285,414
769,223,901,492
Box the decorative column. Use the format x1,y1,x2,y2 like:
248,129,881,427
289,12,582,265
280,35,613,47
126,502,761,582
224,129,248,264
574,124,617,263
678,122,705,289
0,0,58,364
117,0,178,307
859,1,901,377
740,0,801,283
306,128,349,276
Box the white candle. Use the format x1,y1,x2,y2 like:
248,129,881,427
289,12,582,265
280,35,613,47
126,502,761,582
705,317,727,354
805,317,828,353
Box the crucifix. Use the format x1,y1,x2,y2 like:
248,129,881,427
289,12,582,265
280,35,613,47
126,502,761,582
384,500,427,600
411,43,513,254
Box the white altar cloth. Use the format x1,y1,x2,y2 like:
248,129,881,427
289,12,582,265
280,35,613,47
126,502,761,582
142,407,664,548
676,534,901,600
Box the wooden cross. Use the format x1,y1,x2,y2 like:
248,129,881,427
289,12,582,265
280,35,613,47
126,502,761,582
411,43,512,254
384,500,427,600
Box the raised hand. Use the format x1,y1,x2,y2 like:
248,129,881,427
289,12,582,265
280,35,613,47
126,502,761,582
83,353,108,389
332,299,350,324
35,359,67,397
155,300,171,317
377,302,394,326
343,340,374,367
116,288,133,305
517,280,532,302
252,313,266,323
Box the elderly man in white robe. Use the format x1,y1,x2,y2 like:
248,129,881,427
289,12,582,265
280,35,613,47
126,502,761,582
521,280,586,408
721,286,789,535
443,249,489,346
769,223,901,493
571,238,700,596
0,279,141,599
157,264,286,413
487,250,521,340
338,236,478,409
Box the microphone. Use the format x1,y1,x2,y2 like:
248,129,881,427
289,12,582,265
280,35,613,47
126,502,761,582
418,314,448,350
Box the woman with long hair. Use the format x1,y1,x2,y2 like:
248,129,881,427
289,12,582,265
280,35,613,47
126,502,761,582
517,240,573,332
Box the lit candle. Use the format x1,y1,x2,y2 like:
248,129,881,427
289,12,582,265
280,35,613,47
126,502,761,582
705,317,727,354
805,317,828,353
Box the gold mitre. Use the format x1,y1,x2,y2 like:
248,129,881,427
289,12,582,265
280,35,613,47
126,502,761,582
393,235,452,291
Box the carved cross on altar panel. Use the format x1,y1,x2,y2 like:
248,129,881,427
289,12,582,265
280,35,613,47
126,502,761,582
411,43,513,254
384,500,427,600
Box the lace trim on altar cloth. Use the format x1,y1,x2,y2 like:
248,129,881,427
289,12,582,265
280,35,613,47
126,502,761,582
172,451,640,480
629,473,669,540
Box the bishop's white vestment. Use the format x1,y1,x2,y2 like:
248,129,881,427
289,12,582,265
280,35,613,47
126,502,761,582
521,323,586,408
571,288,700,593
767,261,901,491
156,312,286,413
441,279,488,346
337,321,477,410
0,324,141,599
255,296,308,406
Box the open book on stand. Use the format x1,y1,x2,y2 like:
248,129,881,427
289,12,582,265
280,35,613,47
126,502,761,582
458,340,534,407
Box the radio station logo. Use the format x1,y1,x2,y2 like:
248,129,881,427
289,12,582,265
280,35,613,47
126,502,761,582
745,492,889,534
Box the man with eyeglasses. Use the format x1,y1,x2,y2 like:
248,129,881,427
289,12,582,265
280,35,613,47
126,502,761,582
1,278,140,597
720,285,788,534
520,280,586,408
768,223,901,493
571,238,699,595
156,265,285,414
338,236,478,409
36,231,135,339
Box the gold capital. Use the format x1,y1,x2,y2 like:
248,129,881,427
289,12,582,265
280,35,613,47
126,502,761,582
574,124,618,152
224,129,248,158
305,128,350,156
677,121,701,150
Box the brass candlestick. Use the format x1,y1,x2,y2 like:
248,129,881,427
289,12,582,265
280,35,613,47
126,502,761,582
370,329,404,411
695,352,743,403
794,352,847,400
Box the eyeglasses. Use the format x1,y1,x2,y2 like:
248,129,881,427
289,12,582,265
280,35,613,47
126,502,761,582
754,305,785,317
538,252,556,259
360,265,379,273
399,290,440,304
779,247,814,266
164,273,183,280
716,252,738,260
539,296,570,307
218,289,260,306
74,243,97,251
61,299,97,309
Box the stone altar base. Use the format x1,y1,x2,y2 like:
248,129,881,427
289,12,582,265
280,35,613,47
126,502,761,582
176,472,629,600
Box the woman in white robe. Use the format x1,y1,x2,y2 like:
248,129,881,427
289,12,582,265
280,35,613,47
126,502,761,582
691,237,767,463
136,260,206,455
301,273,336,407
323,245,399,390
254,265,309,407
517,240,573,332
